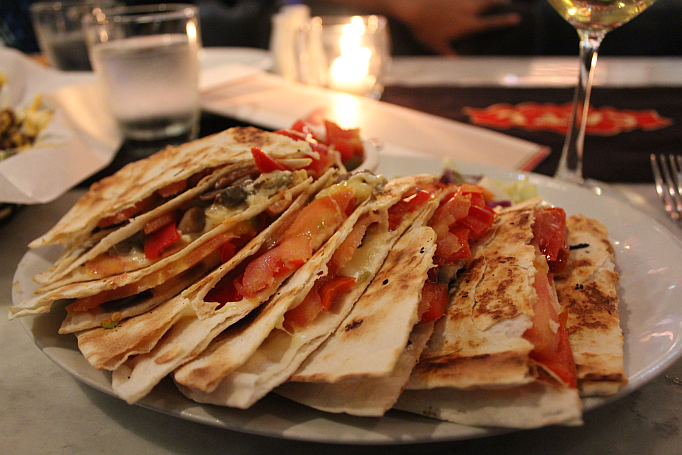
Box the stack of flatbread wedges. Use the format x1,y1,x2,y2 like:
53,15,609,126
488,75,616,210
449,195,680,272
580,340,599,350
280,201,627,429
10,126,627,430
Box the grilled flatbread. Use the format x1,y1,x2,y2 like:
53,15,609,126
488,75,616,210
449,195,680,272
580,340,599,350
175,188,439,408
110,173,387,404
395,204,585,428
395,382,583,429
75,170,337,372
554,214,626,396
405,207,538,390
30,127,320,250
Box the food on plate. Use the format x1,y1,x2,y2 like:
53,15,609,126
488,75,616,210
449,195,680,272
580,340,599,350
0,94,53,155
9,122,625,430
555,214,626,396
392,200,589,428
9,125,346,331
173,176,448,409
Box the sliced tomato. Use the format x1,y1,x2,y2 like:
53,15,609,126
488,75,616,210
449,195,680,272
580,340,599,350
542,326,578,388
282,281,323,333
331,212,380,271
533,207,570,274
458,205,495,240
220,241,237,263
144,221,181,260
235,235,312,299
418,281,449,323
324,120,364,162
289,119,322,141
523,268,578,388
97,195,156,229
319,276,356,310
429,190,472,235
388,190,432,231
283,189,355,250
274,129,333,176
205,276,243,306
282,275,355,332
439,225,471,263
157,179,187,198
251,147,288,173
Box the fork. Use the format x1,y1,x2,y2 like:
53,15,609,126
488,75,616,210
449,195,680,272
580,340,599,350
651,154,682,222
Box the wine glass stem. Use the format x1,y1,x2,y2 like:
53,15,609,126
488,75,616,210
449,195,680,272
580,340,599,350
555,29,606,184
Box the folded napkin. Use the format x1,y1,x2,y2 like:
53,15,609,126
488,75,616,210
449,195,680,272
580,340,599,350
0,47,120,204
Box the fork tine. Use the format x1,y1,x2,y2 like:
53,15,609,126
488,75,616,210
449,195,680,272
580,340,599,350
651,153,679,221
669,155,682,214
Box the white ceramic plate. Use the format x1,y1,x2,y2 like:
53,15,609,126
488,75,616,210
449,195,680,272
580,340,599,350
13,156,682,444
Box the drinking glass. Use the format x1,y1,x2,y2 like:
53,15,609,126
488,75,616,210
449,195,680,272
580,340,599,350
296,15,391,100
30,0,118,71
548,0,657,184
82,4,201,150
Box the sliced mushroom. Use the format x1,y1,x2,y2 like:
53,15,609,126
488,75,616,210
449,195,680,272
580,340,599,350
177,207,206,234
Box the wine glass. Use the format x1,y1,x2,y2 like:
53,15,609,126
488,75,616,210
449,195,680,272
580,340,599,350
548,0,657,184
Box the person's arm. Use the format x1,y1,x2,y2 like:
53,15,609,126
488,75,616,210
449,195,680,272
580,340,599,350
316,0,522,55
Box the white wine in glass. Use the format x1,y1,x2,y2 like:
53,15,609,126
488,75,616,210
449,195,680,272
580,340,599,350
548,0,657,184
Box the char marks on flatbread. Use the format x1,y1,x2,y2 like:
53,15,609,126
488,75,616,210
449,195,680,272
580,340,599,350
176,191,439,408
290,220,438,383
171,195,376,394
30,127,316,249
554,214,626,396
276,320,435,417
406,208,537,390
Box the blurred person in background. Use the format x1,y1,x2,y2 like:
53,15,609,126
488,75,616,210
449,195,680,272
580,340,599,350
1,0,680,56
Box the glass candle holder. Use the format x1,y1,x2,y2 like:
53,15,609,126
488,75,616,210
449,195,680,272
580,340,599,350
296,15,391,100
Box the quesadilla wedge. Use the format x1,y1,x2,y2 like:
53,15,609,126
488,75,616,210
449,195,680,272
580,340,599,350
109,172,387,404
173,176,440,408
554,214,626,396
8,169,318,328
30,126,333,267
394,201,584,428
73,171,337,370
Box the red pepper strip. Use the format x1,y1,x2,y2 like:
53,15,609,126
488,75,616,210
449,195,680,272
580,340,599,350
157,179,187,198
143,211,178,235
144,221,181,260
251,147,288,173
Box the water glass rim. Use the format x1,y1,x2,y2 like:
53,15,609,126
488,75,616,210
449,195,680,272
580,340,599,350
30,0,117,13
85,3,197,25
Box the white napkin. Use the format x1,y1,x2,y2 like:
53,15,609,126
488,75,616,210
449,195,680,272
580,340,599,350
0,47,121,204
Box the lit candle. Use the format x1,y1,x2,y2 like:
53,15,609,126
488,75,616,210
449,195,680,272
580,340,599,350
329,17,373,95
